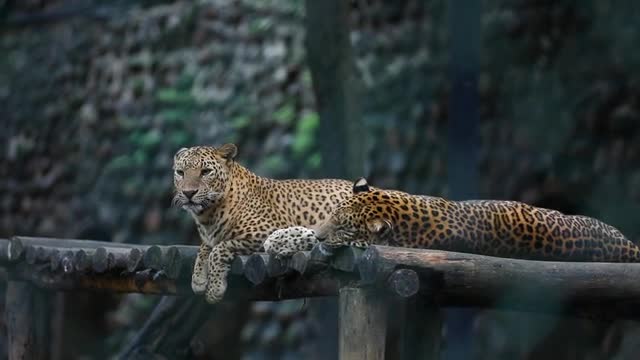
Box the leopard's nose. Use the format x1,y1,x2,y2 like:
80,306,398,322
183,190,198,199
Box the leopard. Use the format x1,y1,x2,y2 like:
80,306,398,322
266,177,640,262
172,143,357,303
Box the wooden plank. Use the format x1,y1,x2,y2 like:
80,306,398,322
339,287,387,360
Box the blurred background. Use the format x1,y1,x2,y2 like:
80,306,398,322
2,0,640,359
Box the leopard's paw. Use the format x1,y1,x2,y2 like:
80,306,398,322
191,263,208,295
205,275,227,304
264,226,318,258
191,275,207,295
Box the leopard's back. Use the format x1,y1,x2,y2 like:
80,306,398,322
324,183,640,263
394,196,640,262
449,200,639,261
268,178,353,228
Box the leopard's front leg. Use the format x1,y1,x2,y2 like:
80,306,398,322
205,239,259,304
191,242,212,294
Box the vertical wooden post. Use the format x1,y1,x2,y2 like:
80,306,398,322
446,0,481,358
400,295,443,360
305,0,364,180
339,287,387,360
6,281,43,360
305,1,364,357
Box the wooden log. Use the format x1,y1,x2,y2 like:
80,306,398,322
360,246,640,317
8,237,25,262
307,243,333,273
163,246,198,280
102,247,138,272
163,246,183,279
400,295,443,360
358,246,396,285
49,249,61,272
127,248,143,272
339,287,387,360
60,251,74,274
92,247,109,273
13,236,143,249
25,245,38,265
266,253,288,277
108,252,126,270
8,261,339,300
143,245,163,271
6,281,40,360
331,246,364,272
289,251,309,274
305,0,364,179
36,246,48,262
387,269,420,298
0,238,11,263
244,254,267,285
74,249,91,272
230,256,247,275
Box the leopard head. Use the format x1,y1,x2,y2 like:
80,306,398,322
172,143,237,215
316,177,392,248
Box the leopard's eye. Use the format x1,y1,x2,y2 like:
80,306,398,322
201,169,213,176
175,169,184,177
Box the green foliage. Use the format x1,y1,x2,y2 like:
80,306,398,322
249,18,274,34
273,104,295,125
231,115,251,129
261,154,287,174
159,109,193,124
291,111,319,156
155,88,196,107
305,152,321,169
129,129,163,150
169,131,192,147
301,69,312,86
105,155,132,172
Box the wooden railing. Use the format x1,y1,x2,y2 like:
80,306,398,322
2,236,640,359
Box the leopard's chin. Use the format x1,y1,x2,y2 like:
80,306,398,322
182,202,207,215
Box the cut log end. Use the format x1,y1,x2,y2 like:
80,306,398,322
143,245,163,271
8,237,25,261
290,252,309,274
92,247,108,273
387,268,420,298
244,254,267,285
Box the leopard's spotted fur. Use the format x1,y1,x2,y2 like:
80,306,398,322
270,178,640,262
172,144,353,303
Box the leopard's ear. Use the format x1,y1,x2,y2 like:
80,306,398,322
366,218,391,235
217,143,238,161
174,147,189,160
353,177,370,194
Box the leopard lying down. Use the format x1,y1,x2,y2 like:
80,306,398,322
266,178,640,263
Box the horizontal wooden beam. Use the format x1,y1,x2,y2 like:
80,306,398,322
359,246,640,319
3,237,640,318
